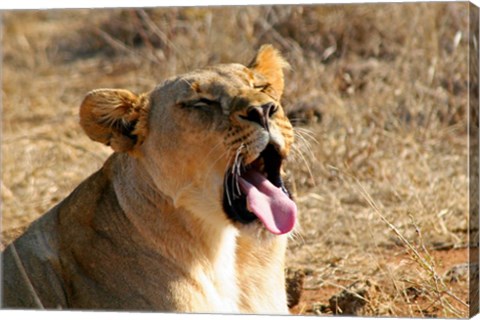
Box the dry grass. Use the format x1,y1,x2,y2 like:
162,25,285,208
1,3,474,317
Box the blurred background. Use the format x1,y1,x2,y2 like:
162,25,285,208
1,3,476,317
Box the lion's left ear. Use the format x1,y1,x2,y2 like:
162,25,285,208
79,89,149,153
249,44,290,100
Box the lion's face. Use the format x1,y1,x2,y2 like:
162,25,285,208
79,45,297,235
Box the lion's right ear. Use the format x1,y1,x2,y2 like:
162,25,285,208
79,89,149,153
249,44,290,100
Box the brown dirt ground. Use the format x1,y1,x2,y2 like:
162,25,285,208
290,247,472,316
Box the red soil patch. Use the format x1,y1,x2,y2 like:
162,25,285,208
290,247,471,317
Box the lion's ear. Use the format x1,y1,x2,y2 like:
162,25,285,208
249,44,290,100
79,89,149,153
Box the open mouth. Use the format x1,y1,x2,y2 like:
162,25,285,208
222,144,297,235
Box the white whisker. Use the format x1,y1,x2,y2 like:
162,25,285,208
294,127,319,144
223,150,235,207
294,131,316,162
203,147,229,178
232,144,244,174
290,143,316,186
224,173,233,206
231,144,245,199
234,154,243,197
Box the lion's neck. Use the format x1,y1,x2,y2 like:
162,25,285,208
107,154,240,312
108,154,235,258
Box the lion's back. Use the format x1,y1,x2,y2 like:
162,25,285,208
1,163,113,309
2,207,67,309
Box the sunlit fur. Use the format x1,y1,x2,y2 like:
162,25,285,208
2,45,295,313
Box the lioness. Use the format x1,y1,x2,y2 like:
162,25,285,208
2,45,297,314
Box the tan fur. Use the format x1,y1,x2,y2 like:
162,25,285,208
2,45,294,314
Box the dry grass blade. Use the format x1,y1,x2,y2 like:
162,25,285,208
135,9,188,69
129,10,165,65
3,135,108,162
94,27,159,65
350,175,469,314
9,244,44,309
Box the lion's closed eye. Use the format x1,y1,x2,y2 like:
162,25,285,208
253,83,269,91
181,98,221,111
252,83,278,99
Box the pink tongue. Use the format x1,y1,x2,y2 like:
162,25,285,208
238,170,297,235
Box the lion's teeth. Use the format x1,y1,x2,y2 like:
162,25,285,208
259,163,265,172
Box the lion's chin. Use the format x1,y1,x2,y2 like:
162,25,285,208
234,219,277,240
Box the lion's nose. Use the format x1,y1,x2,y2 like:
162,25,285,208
241,102,277,131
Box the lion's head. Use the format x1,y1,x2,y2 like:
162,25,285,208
79,45,297,236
